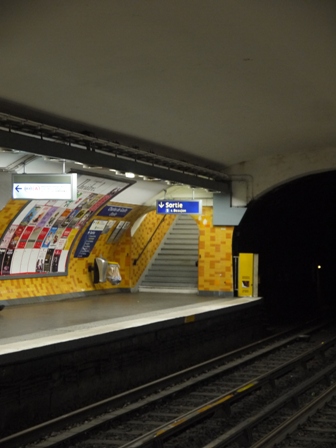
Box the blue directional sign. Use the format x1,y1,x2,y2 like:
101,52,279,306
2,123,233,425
98,205,132,218
156,200,202,215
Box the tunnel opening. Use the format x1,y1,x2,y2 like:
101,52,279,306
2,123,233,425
233,171,336,325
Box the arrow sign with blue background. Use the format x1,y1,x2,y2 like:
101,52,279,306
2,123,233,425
156,200,202,215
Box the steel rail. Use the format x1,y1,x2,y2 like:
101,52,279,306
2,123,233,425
201,362,336,448
250,383,336,448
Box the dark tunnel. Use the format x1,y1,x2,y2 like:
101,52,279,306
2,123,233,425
233,171,336,325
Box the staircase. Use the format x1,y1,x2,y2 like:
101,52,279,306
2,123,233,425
139,214,199,293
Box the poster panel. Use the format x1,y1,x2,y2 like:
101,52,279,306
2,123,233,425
0,174,130,276
74,220,107,258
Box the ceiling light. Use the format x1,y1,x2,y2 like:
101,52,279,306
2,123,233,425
142,176,160,181
43,156,62,162
74,161,84,165
82,165,103,169
125,172,135,178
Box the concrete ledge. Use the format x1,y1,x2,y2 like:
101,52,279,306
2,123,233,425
0,288,130,307
198,290,234,297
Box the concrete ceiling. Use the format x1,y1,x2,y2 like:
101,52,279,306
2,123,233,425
1,0,336,171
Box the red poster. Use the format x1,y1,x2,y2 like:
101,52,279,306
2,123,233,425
8,225,25,249
90,194,111,212
17,226,35,249
61,227,72,238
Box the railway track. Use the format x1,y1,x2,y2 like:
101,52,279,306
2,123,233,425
3,321,336,448
253,384,336,448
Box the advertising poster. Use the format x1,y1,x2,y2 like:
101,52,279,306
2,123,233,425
107,221,130,244
0,174,130,276
74,220,107,258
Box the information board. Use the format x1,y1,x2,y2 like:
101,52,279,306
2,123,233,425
156,200,202,215
12,173,77,200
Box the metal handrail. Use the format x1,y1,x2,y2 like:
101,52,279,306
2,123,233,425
133,215,167,265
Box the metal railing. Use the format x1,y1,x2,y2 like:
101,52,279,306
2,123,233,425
133,215,167,266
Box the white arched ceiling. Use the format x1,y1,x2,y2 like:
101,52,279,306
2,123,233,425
225,146,336,199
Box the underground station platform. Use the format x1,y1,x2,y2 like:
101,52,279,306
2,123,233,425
0,292,263,360
0,291,264,436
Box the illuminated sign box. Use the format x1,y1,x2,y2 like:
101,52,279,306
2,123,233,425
12,173,77,200
156,200,202,215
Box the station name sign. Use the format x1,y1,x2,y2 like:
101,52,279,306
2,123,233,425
12,173,77,200
156,200,202,215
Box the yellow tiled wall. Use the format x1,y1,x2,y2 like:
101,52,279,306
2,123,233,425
196,206,234,293
0,201,234,300
130,211,176,286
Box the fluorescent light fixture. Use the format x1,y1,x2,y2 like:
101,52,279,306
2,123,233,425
125,172,135,178
82,165,102,169
43,157,62,162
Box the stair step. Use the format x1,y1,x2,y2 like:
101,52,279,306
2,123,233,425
141,282,198,287
162,241,198,245
144,273,197,280
149,266,198,272
154,260,198,266
170,225,198,229
139,286,198,294
148,266,198,272
143,280,197,286
159,250,198,255
165,237,198,242
156,253,197,257
161,242,198,246
168,229,198,234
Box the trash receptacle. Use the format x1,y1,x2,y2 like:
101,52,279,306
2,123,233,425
106,262,122,285
93,256,109,283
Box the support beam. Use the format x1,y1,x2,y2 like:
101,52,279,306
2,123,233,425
0,130,229,193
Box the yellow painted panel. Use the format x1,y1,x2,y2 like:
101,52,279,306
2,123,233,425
238,253,254,297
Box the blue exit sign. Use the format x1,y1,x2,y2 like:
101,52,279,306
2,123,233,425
156,200,202,215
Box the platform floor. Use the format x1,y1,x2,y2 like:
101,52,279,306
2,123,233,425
0,292,261,357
